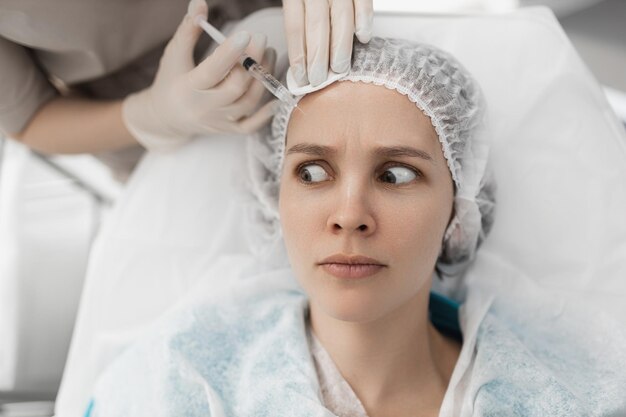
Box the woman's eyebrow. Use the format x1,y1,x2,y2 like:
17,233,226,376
286,143,336,157
374,146,434,163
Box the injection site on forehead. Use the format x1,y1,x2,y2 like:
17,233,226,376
272,38,485,187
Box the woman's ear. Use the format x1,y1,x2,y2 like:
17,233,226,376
439,187,457,257
447,203,456,226
443,200,456,242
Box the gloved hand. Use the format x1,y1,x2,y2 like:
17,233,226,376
283,0,373,87
123,0,278,152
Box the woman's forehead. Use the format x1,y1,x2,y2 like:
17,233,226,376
286,82,443,158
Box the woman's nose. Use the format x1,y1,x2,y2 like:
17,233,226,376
326,184,376,236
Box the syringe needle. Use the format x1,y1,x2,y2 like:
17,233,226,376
193,16,299,110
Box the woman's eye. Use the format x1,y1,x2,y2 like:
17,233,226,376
298,164,330,183
380,166,417,184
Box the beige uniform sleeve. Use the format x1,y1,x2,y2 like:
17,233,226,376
0,36,57,135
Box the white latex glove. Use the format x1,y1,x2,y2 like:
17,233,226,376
283,0,373,87
122,0,278,152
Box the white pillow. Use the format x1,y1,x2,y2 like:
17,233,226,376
56,7,626,417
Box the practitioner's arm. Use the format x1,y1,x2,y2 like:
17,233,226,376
4,0,276,154
10,97,137,154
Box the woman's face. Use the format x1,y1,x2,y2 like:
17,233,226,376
279,81,454,323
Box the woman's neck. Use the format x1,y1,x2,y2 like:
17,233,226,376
309,288,461,416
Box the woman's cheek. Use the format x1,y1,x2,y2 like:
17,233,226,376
281,183,315,248
384,200,439,252
292,190,322,241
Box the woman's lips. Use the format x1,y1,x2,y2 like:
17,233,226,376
321,263,385,279
318,254,386,279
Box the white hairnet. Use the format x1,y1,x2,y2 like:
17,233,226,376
248,37,496,279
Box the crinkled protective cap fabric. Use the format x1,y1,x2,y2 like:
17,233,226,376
248,37,496,279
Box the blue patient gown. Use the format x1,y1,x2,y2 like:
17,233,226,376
87,274,626,417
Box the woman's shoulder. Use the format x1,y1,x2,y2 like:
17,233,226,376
470,312,585,415
89,286,315,417
465,297,626,416
101,284,308,367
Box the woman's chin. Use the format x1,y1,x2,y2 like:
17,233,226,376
312,290,389,323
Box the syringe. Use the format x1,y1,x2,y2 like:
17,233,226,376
194,16,299,109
